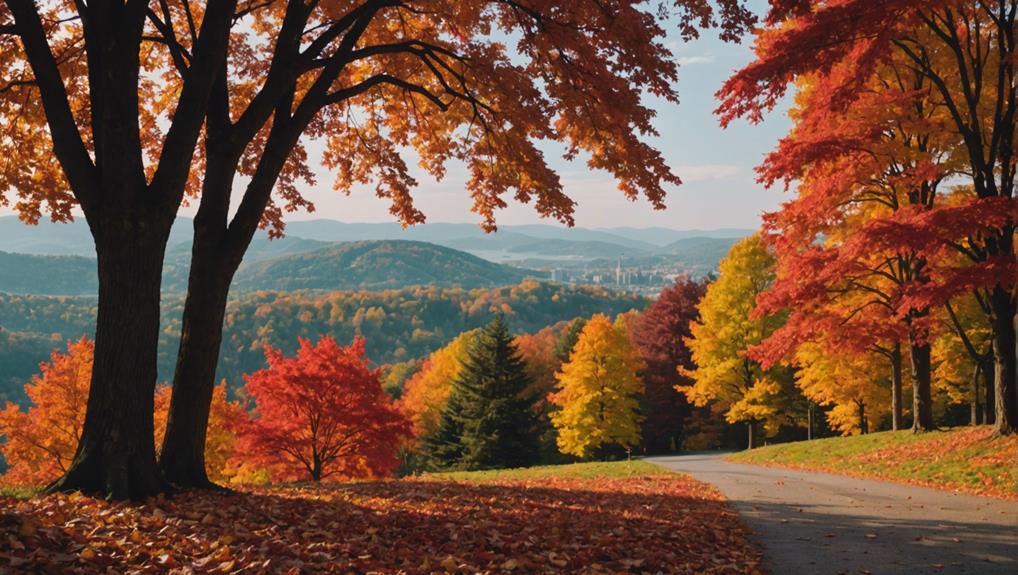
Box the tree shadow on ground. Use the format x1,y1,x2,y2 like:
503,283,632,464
0,475,764,574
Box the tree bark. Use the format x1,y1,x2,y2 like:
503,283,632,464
158,235,239,487
970,362,981,426
46,232,171,500
890,343,903,431
746,421,755,450
982,357,996,425
158,142,286,486
807,402,814,440
910,342,934,432
989,287,1016,435
858,401,868,434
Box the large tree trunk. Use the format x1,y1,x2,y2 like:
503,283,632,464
746,421,755,450
158,234,240,487
989,287,1016,435
46,232,170,500
890,343,903,431
857,401,868,434
910,342,934,432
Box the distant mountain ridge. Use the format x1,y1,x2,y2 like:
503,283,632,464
1,215,751,255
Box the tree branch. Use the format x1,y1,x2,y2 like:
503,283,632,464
5,0,97,210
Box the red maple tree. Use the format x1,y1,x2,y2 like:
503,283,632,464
628,278,706,452
718,0,1017,433
238,336,411,482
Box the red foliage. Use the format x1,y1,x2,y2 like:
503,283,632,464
628,278,707,451
237,337,411,482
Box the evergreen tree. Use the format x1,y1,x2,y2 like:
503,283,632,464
554,318,588,364
424,316,539,470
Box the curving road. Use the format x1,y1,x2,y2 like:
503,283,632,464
650,454,1018,575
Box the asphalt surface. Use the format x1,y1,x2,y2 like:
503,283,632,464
650,454,1018,575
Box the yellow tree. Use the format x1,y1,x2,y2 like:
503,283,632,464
794,342,892,435
933,292,994,425
549,314,643,459
678,235,801,448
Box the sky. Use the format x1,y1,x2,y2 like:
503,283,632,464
287,0,793,231
3,1,792,232
289,5,793,231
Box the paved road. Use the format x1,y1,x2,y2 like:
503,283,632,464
650,454,1018,575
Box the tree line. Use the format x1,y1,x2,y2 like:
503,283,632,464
0,281,646,405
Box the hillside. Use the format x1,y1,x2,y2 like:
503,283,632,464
0,281,647,404
0,251,98,295
230,240,534,291
0,239,536,295
729,427,1017,500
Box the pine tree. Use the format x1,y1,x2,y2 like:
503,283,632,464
554,318,588,364
424,316,539,470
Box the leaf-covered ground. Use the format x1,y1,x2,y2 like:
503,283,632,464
730,426,1017,499
0,461,762,574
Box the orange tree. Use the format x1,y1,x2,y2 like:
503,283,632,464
0,0,758,496
1,0,238,498
0,338,92,486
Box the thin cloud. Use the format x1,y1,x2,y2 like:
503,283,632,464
676,55,714,66
674,164,740,182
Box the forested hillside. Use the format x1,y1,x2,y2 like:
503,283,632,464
0,240,536,296
0,281,646,404
230,240,533,291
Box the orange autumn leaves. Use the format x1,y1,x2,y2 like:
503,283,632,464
0,338,91,485
0,336,410,486
0,338,244,486
0,471,762,574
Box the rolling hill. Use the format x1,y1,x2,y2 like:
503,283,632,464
0,240,538,296
230,240,536,291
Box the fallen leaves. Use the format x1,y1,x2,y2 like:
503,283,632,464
0,473,762,574
732,427,1017,500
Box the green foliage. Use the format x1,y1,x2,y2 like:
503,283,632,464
553,318,587,364
426,460,669,482
380,359,423,400
423,316,540,471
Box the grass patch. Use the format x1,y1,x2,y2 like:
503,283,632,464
730,425,1017,499
0,484,40,499
426,459,668,482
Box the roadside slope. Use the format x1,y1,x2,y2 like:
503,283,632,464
729,427,1016,500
